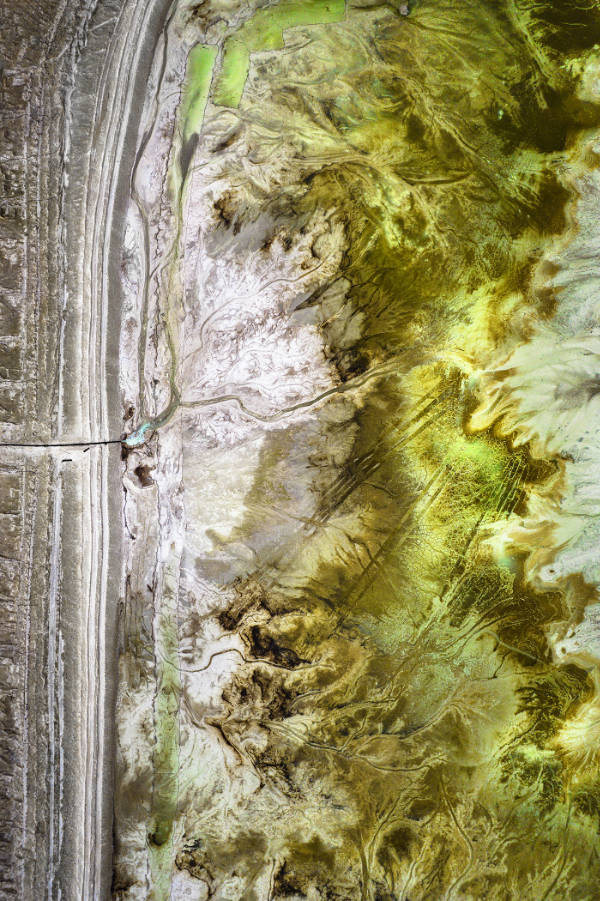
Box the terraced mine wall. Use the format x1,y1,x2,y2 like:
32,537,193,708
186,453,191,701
0,1,171,897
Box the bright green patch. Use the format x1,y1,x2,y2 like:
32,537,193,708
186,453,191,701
213,0,346,107
212,40,251,108
181,44,217,141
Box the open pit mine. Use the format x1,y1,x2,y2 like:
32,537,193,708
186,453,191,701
3,1,600,899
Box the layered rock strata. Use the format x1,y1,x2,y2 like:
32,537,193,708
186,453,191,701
0,1,171,898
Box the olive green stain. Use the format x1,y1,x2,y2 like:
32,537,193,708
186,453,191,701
212,0,600,895
160,0,600,896
212,0,346,107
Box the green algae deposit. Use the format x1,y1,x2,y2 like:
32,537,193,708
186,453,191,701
181,44,217,140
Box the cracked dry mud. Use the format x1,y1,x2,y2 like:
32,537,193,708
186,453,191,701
5,1,600,899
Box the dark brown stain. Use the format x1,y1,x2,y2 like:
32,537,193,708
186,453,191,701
134,464,154,488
